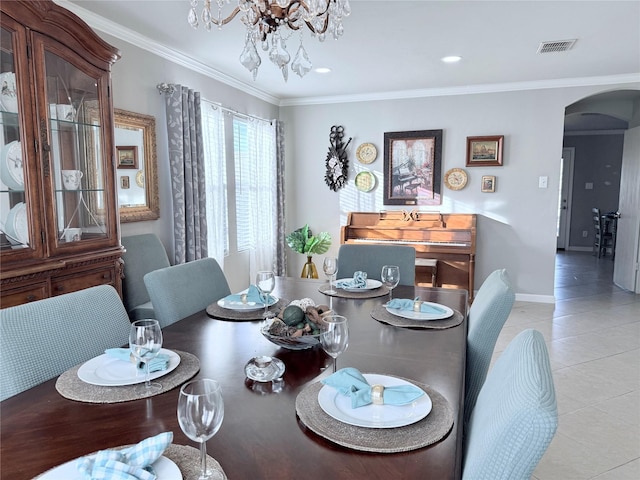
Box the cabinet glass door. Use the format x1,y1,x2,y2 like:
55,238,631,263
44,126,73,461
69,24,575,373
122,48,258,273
44,49,108,245
0,25,28,251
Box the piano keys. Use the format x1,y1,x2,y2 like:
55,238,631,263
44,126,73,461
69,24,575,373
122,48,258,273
341,211,477,300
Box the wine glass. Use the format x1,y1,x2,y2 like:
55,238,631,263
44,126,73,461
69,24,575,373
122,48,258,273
320,315,349,373
256,271,276,319
323,256,338,294
381,265,400,300
178,379,224,480
129,319,163,394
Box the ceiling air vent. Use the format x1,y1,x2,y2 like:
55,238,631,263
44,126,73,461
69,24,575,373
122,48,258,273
537,39,577,54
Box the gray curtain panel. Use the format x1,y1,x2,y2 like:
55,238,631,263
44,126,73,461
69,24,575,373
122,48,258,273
275,120,286,276
162,84,208,264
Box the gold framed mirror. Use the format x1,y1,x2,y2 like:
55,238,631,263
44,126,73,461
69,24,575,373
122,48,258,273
114,109,159,222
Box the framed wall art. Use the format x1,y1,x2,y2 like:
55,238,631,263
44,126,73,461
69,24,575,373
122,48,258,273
481,175,496,193
383,129,443,205
116,145,138,169
120,175,130,189
466,135,504,167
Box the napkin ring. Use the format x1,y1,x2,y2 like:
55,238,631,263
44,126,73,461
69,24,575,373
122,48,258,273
371,384,385,405
241,293,248,304
413,300,423,312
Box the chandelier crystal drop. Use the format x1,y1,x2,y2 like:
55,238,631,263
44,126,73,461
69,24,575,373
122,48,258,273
187,0,351,80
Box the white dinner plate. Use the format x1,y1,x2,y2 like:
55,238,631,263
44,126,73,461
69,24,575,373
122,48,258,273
217,294,279,311
385,302,454,321
37,455,181,480
318,373,432,428
335,279,382,292
77,348,180,386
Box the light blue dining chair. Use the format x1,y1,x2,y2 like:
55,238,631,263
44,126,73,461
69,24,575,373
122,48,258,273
464,268,516,431
0,285,131,401
143,257,231,328
463,329,557,479
121,233,171,321
336,244,416,286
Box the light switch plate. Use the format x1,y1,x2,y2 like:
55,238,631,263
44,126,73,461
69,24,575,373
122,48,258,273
586,182,593,190
538,176,548,188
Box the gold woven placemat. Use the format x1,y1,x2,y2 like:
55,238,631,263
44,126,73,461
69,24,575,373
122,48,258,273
206,298,289,321
295,376,454,453
318,283,390,299
370,305,464,330
55,351,200,403
33,444,226,480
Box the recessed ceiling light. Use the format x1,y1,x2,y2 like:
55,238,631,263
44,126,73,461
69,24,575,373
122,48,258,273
315,67,332,74
441,56,462,63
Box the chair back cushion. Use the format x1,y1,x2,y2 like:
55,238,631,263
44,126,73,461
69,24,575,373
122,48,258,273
464,268,515,429
121,234,170,317
337,244,416,286
144,257,231,328
463,329,557,479
0,285,131,401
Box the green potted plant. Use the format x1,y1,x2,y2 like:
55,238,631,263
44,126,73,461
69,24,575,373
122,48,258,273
286,224,332,278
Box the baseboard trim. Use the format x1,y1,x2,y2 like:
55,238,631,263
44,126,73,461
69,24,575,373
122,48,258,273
515,293,556,304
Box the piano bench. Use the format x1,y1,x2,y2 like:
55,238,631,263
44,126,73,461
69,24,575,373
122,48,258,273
415,258,438,287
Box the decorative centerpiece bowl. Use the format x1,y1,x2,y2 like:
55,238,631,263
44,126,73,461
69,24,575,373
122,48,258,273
260,325,324,351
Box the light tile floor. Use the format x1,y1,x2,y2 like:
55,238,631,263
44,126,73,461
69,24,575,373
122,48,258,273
490,251,640,480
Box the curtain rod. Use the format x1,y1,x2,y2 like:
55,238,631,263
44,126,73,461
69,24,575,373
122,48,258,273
156,82,272,124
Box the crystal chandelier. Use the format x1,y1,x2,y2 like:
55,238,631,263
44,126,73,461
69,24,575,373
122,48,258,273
188,0,351,81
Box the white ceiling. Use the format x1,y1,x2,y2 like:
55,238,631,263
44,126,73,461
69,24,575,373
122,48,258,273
60,1,639,107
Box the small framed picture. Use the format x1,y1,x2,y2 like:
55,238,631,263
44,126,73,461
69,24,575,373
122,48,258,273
466,135,504,167
120,175,130,189
481,175,496,193
116,145,138,169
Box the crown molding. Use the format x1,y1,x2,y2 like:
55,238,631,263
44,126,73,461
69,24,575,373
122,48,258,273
564,129,627,136
56,1,640,108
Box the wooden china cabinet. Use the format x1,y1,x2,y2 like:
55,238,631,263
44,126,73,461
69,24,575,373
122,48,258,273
0,1,123,308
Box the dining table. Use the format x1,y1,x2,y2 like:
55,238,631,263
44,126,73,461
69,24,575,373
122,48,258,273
0,277,469,480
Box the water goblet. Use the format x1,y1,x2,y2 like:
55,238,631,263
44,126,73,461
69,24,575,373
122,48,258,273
256,270,276,319
178,379,224,480
322,256,338,294
320,315,349,373
129,319,163,394
381,265,400,300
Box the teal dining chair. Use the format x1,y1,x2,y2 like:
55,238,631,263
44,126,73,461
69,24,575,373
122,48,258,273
121,233,171,321
143,257,231,328
336,244,416,286
464,268,516,431
0,285,131,401
463,329,557,479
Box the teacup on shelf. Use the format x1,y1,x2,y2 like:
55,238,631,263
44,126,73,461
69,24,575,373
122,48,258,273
61,170,83,190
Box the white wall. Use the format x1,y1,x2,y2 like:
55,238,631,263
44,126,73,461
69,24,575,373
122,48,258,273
281,84,640,301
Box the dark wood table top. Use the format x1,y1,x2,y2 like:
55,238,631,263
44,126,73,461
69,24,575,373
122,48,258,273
0,277,468,480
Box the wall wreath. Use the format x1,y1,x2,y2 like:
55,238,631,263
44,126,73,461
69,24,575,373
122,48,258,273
324,125,352,192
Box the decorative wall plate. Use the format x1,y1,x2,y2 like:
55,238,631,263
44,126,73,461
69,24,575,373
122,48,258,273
355,171,376,192
135,169,145,188
356,143,377,164
444,168,468,191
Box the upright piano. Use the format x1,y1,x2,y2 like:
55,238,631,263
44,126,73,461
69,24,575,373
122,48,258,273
341,211,477,299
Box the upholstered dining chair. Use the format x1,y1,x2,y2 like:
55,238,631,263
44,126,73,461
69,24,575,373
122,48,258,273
144,257,231,328
336,244,416,286
591,207,614,258
121,233,171,321
463,329,557,479
0,285,131,401
464,268,516,431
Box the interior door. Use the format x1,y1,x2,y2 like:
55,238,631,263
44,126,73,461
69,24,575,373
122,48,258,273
557,148,575,249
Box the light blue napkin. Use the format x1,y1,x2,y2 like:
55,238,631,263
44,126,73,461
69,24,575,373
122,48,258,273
322,367,424,409
104,348,170,373
224,284,275,305
387,297,448,314
335,271,368,289
76,431,173,480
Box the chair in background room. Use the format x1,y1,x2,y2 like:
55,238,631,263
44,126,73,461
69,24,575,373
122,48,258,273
336,244,416,286
464,268,516,431
144,257,231,328
463,329,558,479
591,207,614,258
121,233,171,321
0,285,131,401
